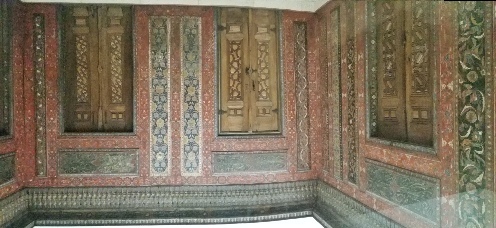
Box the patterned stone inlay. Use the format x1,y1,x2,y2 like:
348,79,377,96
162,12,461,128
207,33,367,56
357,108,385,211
367,1,378,137
346,2,358,184
0,153,15,185
457,2,490,227
181,17,202,175
149,16,171,176
34,14,47,177
366,159,440,223
110,35,123,104
58,150,138,175
212,151,287,174
294,21,310,171
0,190,28,227
329,7,342,179
27,181,314,210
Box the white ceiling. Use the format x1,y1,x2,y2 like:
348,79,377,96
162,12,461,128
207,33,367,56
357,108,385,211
20,0,330,12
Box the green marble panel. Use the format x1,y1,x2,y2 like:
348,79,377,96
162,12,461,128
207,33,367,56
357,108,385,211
58,150,138,175
0,153,14,185
366,159,440,223
213,151,287,174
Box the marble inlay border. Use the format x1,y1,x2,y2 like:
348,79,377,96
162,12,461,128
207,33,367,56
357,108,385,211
294,21,310,171
33,14,47,177
457,2,493,227
180,17,202,176
149,16,171,176
345,2,358,184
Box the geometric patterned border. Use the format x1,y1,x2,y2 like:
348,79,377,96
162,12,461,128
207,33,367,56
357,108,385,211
180,17,202,176
149,16,171,176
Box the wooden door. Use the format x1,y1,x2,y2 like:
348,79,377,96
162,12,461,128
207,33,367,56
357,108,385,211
219,8,279,134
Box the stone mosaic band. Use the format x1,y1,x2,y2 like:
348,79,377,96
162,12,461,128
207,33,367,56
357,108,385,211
58,149,139,176
0,153,15,186
0,181,402,228
212,151,287,174
366,159,440,224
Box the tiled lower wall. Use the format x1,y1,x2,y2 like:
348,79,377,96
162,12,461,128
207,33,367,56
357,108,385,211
0,181,403,228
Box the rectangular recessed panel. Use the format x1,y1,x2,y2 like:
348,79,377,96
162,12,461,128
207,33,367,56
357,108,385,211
0,153,15,185
58,150,138,175
366,159,440,223
213,151,287,174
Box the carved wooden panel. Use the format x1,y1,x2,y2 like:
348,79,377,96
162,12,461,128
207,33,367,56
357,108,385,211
219,8,279,134
376,1,407,142
373,1,434,146
62,6,133,132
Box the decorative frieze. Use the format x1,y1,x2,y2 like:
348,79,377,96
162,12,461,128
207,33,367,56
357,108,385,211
149,16,171,176
58,150,138,175
366,159,440,223
212,151,287,174
180,17,202,176
294,21,310,171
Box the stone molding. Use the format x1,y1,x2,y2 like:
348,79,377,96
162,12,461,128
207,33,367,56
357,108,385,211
0,180,402,228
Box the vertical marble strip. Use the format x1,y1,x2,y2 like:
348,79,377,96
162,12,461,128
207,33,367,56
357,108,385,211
0,2,11,136
346,2,358,184
294,21,310,171
33,14,47,177
319,16,329,173
149,16,171,176
329,7,342,179
180,17,202,175
457,2,490,227
367,2,378,137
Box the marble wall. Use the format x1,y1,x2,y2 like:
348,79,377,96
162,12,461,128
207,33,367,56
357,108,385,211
0,3,318,194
